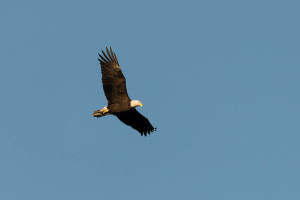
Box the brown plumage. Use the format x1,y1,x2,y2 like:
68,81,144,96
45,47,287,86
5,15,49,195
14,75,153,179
93,47,156,136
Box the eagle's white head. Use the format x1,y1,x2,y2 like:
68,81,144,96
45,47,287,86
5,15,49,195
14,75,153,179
130,100,143,108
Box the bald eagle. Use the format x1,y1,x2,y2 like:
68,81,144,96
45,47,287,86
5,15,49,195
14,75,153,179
93,47,156,136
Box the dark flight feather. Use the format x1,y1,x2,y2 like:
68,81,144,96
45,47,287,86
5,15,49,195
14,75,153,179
98,48,130,104
115,109,156,136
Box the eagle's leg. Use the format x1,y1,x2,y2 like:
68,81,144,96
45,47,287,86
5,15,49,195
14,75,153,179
93,106,110,117
102,107,109,114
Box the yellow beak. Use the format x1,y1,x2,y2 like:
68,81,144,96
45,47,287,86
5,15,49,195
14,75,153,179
139,102,143,107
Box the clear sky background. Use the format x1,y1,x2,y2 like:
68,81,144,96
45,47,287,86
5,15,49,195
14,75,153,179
0,0,299,199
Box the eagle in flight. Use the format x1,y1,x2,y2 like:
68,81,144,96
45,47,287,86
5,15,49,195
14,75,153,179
93,47,156,136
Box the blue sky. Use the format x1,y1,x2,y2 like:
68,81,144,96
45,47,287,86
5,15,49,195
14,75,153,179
0,0,299,199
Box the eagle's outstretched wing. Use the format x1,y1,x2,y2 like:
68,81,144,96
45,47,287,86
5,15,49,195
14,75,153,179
115,109,156,136
98,47,130,104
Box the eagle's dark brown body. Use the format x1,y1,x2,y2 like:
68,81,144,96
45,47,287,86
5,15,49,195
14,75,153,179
93,47,156,136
